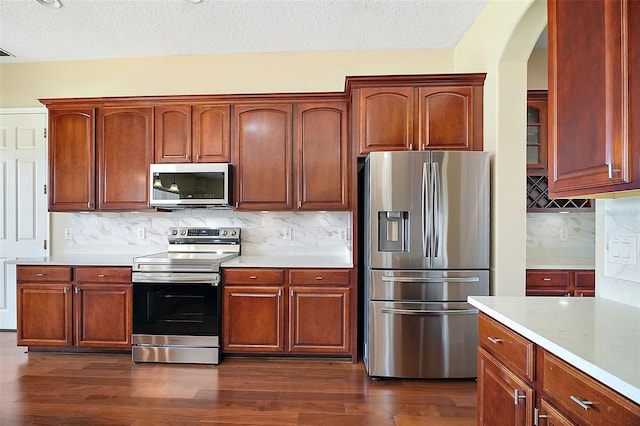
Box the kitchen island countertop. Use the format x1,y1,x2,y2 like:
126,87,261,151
468,295,640,405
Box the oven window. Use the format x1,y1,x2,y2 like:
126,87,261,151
133,284,219,336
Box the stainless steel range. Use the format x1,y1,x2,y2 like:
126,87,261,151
131,226,240,365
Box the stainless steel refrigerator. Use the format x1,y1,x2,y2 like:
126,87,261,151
363,150,490,379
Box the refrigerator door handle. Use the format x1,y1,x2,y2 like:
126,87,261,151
381,276,481,283
381,307,478,316
422,161,430,258
432,161,441,257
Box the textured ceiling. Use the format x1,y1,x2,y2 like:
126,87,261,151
0,0,488,64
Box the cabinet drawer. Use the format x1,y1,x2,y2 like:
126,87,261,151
17,266,72,282
289,269,350,286
74,267,132,283
543,351,640,425
223,269,285,285
526,270,570,287
479,313,535,382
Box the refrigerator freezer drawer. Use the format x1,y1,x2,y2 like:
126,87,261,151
365,301,479,378
368,269,489,302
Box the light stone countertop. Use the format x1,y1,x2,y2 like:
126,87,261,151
7,255,138,267
8,254,354,269
468,296,640,404
526,257,595,270
221,255,353,269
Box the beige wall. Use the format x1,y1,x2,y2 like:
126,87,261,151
528,48,548,89
0,50,454,107
1,0,545,296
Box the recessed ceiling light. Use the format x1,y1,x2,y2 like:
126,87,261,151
35,0,62,8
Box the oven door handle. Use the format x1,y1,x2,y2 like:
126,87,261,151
132,272,219,285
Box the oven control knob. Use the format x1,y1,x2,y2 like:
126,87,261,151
220,230,228,237
230,230,237,237
180,229,187,236
171,229,178,236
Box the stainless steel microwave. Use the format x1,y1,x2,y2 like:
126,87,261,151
149,163,232,208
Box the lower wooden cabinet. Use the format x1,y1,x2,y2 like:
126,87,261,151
526,269,595,297
17,265,132,351
222,267,352,357
477,313,640,425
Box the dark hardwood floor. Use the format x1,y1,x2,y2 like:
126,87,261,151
0,332,477,425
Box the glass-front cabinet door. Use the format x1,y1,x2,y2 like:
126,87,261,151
526,90,548,175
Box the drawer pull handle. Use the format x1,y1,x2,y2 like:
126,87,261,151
249,275,257,279
36,273,45,277
513,389,526,405
569,395,592,410
75,287,80,294
98,274,106,278
63,287,68,294
543,278,552,281
534,408,547,426
315,276,323,280
487,337,503,344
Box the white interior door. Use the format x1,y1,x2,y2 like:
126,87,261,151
0,108,49,330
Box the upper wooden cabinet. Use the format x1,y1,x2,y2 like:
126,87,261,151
527,90,548,176
234,100,349,211
347,74,485,156
548,0,640,197
154,104,230,163
233,104,293,210
97,106,153,210
295,102,349,210
48,108,96,211
45,102,152,212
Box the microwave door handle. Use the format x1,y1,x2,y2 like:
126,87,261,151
422,161,430,258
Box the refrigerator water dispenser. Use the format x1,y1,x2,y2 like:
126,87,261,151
378,211,408,252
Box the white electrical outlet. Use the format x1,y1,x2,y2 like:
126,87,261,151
560,228,568,241
64,228,72,240
283,228,292,240
339,228,348,241
137,227,145,240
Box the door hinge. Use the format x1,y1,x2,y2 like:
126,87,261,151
43,184,47,195
44,128,47,138
44,240,47,250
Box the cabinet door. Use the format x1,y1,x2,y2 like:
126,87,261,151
354,87,414,155
233,104,293,210
97,106,153,210
527,91,548,175
417,86,479,151
573,270,595,298
548,0,636,196
193,104,230,163
48,108,95,211
17,283,72,347
288,286,350,354
154,105,192,163
223,286,285,352
478,347,534,426
73,283,132,349
295,102,349,210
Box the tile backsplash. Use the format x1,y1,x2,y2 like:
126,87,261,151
526,212,596,260
62,209,352,258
